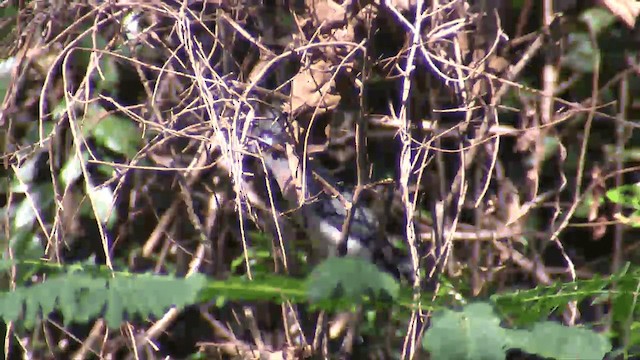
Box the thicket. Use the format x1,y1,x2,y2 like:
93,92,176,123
0,0,639,359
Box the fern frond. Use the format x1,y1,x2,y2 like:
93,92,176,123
0,264,206,328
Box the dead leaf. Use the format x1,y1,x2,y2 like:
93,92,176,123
285,59,341,116
375,0,417,12
589,165,607,240
599,0,640,28
588,166,605,222
306,0,347,29
591,215,608,241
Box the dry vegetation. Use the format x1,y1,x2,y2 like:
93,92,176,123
0,0,639,359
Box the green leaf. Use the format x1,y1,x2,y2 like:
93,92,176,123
607,184,640,209
95,57,120,94
12,184,55,230
580,8,617,35
0,4,18,17
102,273,206,327
519,321,611,359
563,32,597,73
492,273,615,326
8,230,44,261
306,257,399,308
423,303,611,360
610,265,640,324
0,262,207,329
91,114,141,157
198,275,306,304
491,263,640,356
0,57,14,104
13,197,38,230
423,303,508,360
11,154,41,193
60,151,89,188
86,181,117,227
630,322,640,348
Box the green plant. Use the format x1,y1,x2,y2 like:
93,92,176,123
0,260,206,328
424,303,611,360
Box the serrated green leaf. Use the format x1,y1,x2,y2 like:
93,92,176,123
306,257,399,307
103,286,125,327
610,268,640,323
492,274,614,326
0,290,23,323
0,263,207,329
75,286,107,323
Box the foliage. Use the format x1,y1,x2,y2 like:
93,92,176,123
423,303,611,360
1,254,638,358
1,0,639,358
607,184,640,227
491,264,632,326
0,257,394,329
0,261,206,329
306,256,400,308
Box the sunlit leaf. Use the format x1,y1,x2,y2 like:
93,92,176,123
0,262,207,329
91,114,141,157
607,184,640,209
580,7,617,34
60,152,89,188
306,257,399,308
86,181,117,227
13,184,54,229
423,303,611,360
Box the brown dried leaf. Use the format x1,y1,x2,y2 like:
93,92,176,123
589,166,607,240
378,0,417,12
285,59,341,116
589,166,605,222
306,0,347,29
319,24,356,60
515,117,542,202
599,0,640,28
591,215,608,241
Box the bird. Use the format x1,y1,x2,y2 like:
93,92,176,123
239,104,414,281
